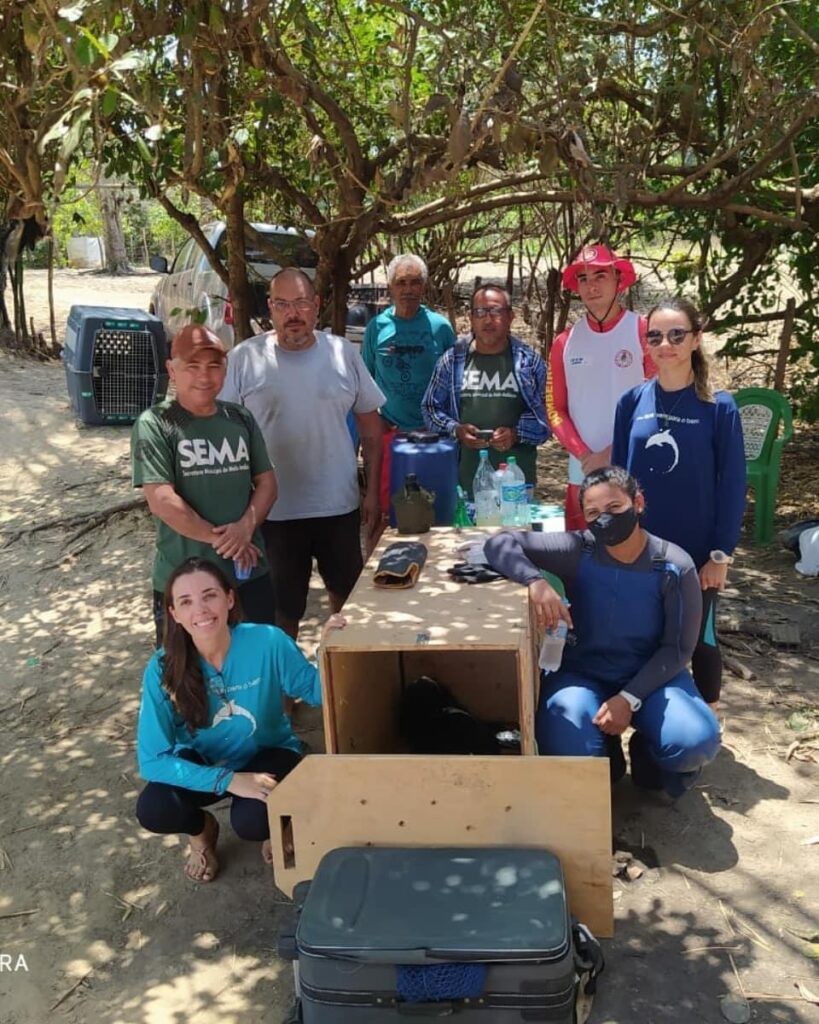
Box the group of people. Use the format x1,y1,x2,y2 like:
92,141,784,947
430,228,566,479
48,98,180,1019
130,242,746,882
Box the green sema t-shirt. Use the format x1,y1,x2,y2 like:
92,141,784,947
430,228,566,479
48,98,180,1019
458,346,537,494
131,399,272,591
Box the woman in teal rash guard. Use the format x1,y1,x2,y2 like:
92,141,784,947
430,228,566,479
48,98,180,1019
136,556,344,883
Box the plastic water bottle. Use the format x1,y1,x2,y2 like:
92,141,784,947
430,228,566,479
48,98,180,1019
453,485,471,527
500,455,527,526
233,559,252,582
539,598,570,671
473,450,502,526
494,462,507,503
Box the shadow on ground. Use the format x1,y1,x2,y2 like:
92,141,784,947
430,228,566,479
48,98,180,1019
0,357,817,1023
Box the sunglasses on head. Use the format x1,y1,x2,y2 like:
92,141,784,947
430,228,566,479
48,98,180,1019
645,327,694,346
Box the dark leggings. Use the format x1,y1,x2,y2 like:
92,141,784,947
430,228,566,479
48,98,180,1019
692,587,721,704
136,747,301,840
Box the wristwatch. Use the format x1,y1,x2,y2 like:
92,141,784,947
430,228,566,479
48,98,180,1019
709,550,734,564
618,690,642,713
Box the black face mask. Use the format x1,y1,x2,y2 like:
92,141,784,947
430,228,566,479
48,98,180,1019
587,506,639,546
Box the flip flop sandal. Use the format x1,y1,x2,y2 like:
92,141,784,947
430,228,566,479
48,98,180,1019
184,816,220,883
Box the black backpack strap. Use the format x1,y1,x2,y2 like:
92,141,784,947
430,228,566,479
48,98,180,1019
572,916,605,995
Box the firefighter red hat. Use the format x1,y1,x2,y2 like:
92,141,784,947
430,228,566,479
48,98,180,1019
561,244,637,293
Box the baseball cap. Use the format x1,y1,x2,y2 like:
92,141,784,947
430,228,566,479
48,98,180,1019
562,244,637,293
170,323,227,362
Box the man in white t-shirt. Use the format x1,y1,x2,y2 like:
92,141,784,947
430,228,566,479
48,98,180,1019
547,244,654,529
220,268,385,639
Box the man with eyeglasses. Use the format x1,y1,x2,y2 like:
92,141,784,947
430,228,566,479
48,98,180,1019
423,285,549,495
362,254,456,513
547,244,655,529
220,268,385,641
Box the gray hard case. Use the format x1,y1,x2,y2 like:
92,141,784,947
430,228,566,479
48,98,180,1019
292,846,579,1022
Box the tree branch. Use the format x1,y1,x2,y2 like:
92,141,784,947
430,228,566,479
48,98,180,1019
149,189,230,288
543,0,702,38
252,162,325,225
267,26,366,189
470,0,547,133
774,7,819,57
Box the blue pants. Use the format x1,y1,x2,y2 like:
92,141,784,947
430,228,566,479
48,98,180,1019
537,669,720,797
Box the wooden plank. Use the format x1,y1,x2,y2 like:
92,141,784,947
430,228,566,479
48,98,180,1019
268,755,613,937
327,527,529,651
328,650,404,754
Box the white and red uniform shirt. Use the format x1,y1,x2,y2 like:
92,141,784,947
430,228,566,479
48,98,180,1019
547,309,653,483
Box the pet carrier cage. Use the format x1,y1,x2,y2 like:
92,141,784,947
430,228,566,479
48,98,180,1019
63,306,168,426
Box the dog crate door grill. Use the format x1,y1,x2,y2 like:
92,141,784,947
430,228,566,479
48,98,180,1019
91,328,159,417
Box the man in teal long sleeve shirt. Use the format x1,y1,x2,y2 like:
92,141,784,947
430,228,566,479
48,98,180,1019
362,254,456,511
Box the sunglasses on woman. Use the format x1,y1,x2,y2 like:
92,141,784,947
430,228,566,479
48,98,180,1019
645,327,694,346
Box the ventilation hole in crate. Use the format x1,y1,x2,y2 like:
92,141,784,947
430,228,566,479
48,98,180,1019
280,816,295,869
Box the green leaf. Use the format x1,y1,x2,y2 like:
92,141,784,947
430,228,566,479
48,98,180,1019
21,7,40,52
110,50,150,73
101,88,119,117
209,4,226,33
38,114,72,151
59,109,91,164
58,1,87,22
74,34,95,66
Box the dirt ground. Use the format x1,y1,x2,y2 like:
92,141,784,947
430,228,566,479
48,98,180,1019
1,270,818,1024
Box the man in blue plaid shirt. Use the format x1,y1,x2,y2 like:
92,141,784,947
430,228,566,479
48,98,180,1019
422,285,550,496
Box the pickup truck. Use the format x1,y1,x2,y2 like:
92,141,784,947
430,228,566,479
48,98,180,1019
149,221,374,348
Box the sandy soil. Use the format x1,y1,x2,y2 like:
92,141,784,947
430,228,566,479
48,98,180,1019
0,272,818,1024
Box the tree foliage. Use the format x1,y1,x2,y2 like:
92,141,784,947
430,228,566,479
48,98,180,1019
1,1,817,408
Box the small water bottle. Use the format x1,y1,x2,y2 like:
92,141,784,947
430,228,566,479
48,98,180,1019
500,455,527,527
233,559,252,582
453,485,471,527
473,449,501,526
538,598,570,672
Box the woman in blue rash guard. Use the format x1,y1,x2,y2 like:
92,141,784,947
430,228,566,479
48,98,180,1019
485,466,720,797
136,556,344,883
611,297,745,709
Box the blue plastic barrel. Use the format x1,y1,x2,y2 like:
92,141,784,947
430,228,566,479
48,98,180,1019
389,432,459,527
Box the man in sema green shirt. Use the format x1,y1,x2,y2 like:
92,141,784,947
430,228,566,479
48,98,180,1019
422,285,550,495
131,324,278,644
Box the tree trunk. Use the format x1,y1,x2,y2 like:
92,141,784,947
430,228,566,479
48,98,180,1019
12,254,27,345
224,189,252,343
329,257,352,337
314,225,354,337
47,234,57,351
97,178,132,275
773,297,796,392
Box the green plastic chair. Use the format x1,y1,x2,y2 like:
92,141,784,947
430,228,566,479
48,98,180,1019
734,387,793,545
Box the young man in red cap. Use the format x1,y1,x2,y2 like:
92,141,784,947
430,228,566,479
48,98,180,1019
547,244,654,529
131,323,278,644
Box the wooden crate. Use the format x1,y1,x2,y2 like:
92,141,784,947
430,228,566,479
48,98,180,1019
267,755,614,937
279,528,614,937
320,528,539,754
